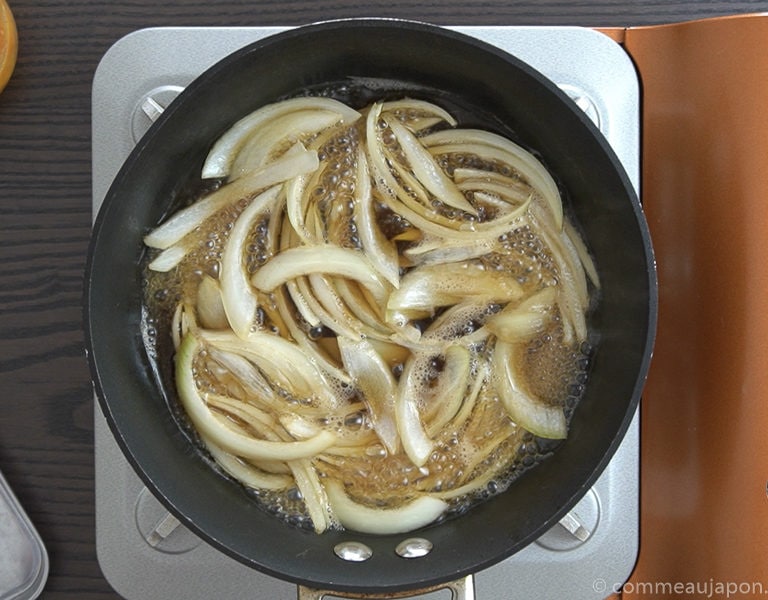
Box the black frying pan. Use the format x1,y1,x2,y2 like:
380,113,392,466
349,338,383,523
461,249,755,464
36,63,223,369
85,19,656,595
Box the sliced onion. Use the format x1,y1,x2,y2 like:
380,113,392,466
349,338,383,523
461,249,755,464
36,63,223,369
404,235,498,267
252,245,390,308
229,110,344,180
220,185,281,338
280,414,322,439
206,441,293,490
394,348,463,467
325,481,447,534
195,275,229,329
332,277,390,334
380,98,458,128
290,459,332,533
199,330,340,408
144,146,319,250
307,273,386,341
365,102,402,199
176,334,338,460
422,128,563,230
207,393,283,438
387,261,523,320
492,340,567,439
207,346,275,403
387,117,477,216
202,97,360,180
147,243,189,272
353,148,400,287
294,275,361,341
365,104,438,223
457,180,531,208
272,285,351,384
484,286,557,342
417,301,492,350
421,345,472,435
170,303,192,350
564,219,601,289
285,163,321,245
453,167,532,191
338,337,399,454
530,204,587,343
439,360,488,435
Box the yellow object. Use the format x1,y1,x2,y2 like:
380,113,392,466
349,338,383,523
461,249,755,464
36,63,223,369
0,0,17,93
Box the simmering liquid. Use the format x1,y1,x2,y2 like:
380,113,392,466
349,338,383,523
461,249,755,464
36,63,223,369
141,95,594,533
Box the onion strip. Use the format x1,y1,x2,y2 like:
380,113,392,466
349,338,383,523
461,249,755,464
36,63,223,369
325,481,447,535
353,148,400,287
202,97,360,180
387,117,477,216
338,337,399,454
229,110,344,180
492,340,567,439
387,261,523,320
206,442,293,490
252,245,390,308
220,185,281,338
199,330,340,408
290,459,332,533
380,98,458,128
176,334,338,460
144,147,319,250
422,128,563,229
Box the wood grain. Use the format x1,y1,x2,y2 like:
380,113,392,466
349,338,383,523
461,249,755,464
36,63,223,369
1,1,767,597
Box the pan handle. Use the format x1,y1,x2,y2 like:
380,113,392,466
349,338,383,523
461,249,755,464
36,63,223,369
297,574,475,599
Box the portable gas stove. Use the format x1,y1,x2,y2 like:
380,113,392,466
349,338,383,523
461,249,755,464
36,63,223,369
92,25,640,600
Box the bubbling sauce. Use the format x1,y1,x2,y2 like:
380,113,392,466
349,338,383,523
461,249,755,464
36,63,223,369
141,95,596,534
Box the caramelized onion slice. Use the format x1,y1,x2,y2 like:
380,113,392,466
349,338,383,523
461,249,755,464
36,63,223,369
202,97,360,180
147,244,189,273
176,334,338,460
325,481,447,535
338,337,399,454
421,345,472,435
404,235,498,267
386,118,477,216
206,441,293,490
565,219,600,289
353,148,400,288
484,286,557,342
229,109,344,180
144,146,319,250
387,261,523,320
220,185,281,339
365,103,430,211
199,330,340,408
396,378,434,467
252,245,390,308
207,346,276,403
380,98,458,129
395,346,471,468
195,275,229,330
423,128,563,230
290,459,332,534
492,340,567,439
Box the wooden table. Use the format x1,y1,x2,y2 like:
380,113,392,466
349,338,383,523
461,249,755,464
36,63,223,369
1,1,766,598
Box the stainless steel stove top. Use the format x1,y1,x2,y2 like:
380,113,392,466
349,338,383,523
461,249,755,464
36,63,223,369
92,25,640,600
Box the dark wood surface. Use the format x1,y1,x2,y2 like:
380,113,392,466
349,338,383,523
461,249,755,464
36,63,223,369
1,1,767,598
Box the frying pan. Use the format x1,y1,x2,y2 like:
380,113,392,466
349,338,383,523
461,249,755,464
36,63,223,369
84,19,656,596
